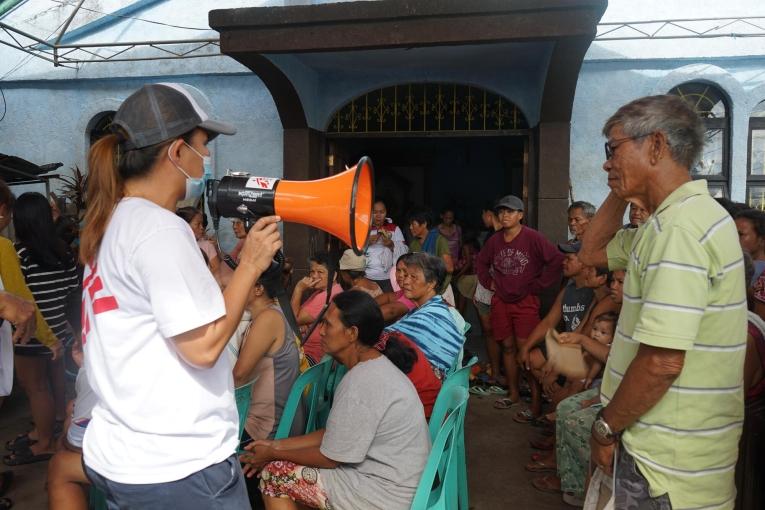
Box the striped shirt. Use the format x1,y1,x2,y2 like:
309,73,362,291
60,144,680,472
603,180,746,510
385,295,464,374
15,243,80,341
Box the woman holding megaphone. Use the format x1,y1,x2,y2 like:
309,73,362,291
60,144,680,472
79,83,281,509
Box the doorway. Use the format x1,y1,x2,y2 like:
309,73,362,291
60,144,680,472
327,135,528,236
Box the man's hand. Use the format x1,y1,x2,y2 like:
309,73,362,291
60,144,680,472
240,439,276,478
516,343,531,369
590,436,616,476
542,372,559,395
237,216,283,275
0,291,36,344
557,332,587,345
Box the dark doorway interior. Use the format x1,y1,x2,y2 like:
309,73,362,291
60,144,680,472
328,135,527,236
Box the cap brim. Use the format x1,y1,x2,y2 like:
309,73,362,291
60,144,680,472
558,243,580,253
199,119,237,137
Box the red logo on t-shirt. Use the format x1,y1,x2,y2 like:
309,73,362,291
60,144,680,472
82,263,118,344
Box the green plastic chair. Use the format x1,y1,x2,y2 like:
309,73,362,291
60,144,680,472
315,356,348,427
274,357,332,439
235,382,254,451
88,487,108,510
411,386,468,510
429,356,476,510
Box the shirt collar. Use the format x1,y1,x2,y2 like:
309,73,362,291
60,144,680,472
653,179,708,217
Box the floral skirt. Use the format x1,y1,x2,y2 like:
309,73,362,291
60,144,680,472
259,460,332,509
555,387,600,497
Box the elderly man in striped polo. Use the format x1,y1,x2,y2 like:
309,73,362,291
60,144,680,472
580,95,746,510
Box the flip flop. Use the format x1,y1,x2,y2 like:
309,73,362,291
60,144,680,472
513,408,539,423
487,385,507,395
4,434,35,452
493,398,518,409
531,475,562,494
2,449,53,466
469,386,490,396
525,459,557,473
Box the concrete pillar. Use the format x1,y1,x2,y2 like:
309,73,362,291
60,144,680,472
536,121,571,243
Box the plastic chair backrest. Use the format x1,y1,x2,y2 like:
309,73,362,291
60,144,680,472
410,386,468,510
274,357,331,439
235,383,254,441
429,357,476,440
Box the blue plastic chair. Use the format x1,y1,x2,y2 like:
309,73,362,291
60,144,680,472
274,357,331,439
429,356,476,510
411,386,469,510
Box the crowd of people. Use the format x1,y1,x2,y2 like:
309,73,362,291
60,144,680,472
0,83,758,510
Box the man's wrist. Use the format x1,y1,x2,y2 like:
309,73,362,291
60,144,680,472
591,407,620,445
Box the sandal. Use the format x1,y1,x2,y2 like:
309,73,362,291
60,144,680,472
4,434,35,452
513,408,539,423
531,475,561,494
3,448,53,466
525,459,557,473
0,497,11,509
493,398,518,410
469,386,490,396
487,385,507,395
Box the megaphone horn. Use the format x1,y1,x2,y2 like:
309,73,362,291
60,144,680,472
208,157,375,255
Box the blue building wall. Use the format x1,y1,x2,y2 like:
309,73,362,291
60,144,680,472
570,58,765,208
0,72,282,249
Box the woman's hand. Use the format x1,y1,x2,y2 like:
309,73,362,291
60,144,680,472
240,439,276,478
0,291,36,344
237,216,283,275
48,338,63,361
580,396,601,409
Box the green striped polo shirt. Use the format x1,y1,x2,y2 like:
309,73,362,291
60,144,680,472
603,180,746,510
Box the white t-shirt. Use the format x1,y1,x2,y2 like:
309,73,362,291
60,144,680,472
82,198,234,484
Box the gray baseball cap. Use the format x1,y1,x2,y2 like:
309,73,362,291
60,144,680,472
494,195,524,212
112,83,236,150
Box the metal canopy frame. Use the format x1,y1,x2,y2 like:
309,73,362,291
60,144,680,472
596,16,765,41
0,0,219,67
1,3,764,69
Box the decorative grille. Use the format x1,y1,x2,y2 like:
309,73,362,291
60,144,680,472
327,84,528,134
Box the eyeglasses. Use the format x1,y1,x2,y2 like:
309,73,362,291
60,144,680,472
604,133,651,160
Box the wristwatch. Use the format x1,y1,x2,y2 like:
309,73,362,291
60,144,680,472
591,408,619,446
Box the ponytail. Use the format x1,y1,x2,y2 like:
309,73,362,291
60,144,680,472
80,131,177,264
375,330,418,374
80,134,122,265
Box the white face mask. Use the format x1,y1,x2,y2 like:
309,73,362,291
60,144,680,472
168,141,212,202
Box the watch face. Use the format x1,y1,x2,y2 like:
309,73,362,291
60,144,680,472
594,419,610,440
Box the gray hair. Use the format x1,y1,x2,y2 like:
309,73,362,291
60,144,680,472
602,95,705,170
568,201,596,219
404,252,446,289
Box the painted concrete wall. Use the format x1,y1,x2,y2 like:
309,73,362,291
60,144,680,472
571,0,765,208
570,58,765,209
0,73,282,249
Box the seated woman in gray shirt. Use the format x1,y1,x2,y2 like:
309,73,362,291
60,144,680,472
241,290,431,510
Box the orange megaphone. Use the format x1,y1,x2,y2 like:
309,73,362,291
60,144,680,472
207,157,374,254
